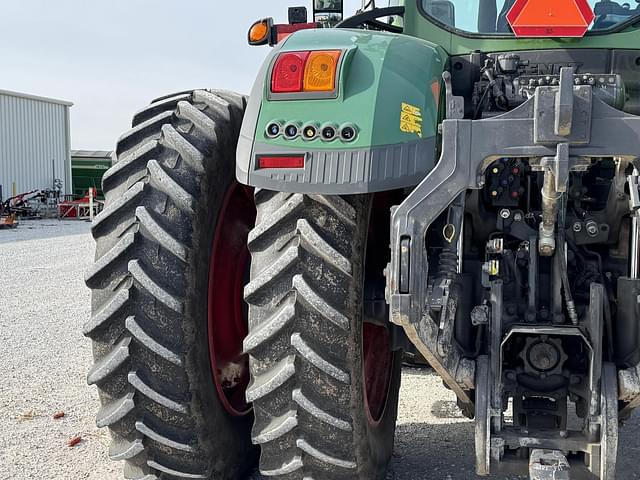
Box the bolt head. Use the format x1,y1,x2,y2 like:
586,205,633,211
573,222,582,233
499,209,511,219
586,221,599,237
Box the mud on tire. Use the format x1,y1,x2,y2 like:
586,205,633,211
244,192,402,479
84,90,257,479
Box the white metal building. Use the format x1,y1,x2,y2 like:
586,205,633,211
0,89,73,199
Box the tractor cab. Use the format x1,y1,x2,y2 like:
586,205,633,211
249,0,640,45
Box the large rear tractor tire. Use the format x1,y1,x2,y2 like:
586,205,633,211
244,192,402,479
84,90,258,479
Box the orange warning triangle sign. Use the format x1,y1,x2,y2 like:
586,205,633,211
507,0,595,37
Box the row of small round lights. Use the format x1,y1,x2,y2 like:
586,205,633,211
266,121,358,143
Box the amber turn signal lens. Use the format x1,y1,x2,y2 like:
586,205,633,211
248,20,271,45
303,50,341,92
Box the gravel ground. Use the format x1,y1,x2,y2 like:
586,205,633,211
1,220,638,480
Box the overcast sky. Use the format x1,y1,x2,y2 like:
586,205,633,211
1,0,361,150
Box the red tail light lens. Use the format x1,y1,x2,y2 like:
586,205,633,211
258,155,305,169
271,52,310,93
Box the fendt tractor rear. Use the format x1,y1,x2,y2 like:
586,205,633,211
85,1,640,478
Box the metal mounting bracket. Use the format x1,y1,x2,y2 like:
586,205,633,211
555,68,575,137
443,71,464,120
629,173,640,212
534,67,592,145
388,67,640,415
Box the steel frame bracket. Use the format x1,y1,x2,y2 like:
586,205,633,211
387,71,640,412
628,173,640,212
481,286,616,477
531,146,591,191
535,68,592,145
555,67,575,137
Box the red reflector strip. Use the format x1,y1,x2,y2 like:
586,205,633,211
258,155,305,169
509,26,590,37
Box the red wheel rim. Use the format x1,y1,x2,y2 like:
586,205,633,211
362,194,395,426
207,183,255,416
363,320,393,425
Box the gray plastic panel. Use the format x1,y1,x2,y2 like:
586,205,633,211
236,48,280,185
243,137,437,194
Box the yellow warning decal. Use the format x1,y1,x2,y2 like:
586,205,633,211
400,102,423,138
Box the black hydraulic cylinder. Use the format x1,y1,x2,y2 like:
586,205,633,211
615,277,640,367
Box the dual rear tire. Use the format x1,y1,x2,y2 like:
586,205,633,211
85,90,256,479
245,192,402,479
86,90,401,480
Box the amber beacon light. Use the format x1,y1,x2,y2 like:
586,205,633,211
507,0,595,38
248,19,273,46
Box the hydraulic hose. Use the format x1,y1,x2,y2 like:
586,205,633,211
540,170,562,256
556,239,578,325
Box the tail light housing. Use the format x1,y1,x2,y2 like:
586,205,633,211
270,50,343,97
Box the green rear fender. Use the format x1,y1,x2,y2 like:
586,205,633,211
236,28,447,194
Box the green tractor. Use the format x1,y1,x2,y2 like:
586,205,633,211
85,0,640,478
